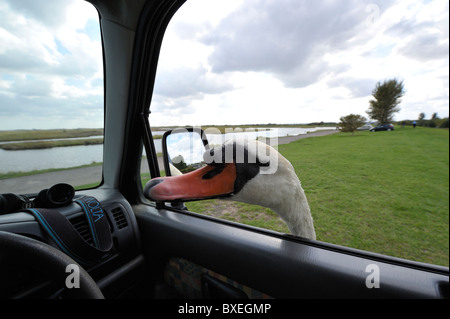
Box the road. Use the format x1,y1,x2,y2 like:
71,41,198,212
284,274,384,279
275,129,338,144
1,130,338,194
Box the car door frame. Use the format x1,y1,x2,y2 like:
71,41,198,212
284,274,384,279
98,0,449,299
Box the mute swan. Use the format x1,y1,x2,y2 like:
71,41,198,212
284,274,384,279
145,139,316,240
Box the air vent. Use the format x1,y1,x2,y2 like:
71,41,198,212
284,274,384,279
111,206,128,229
70,214,94,245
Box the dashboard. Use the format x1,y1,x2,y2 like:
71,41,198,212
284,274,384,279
0,188,145,298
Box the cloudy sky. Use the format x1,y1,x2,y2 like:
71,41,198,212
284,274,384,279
0,0,102,130
0,0,448,130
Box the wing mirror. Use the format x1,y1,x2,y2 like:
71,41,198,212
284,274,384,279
162,127,210,176
159,127,210,210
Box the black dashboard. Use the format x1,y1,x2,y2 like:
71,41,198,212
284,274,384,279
0,188,146,298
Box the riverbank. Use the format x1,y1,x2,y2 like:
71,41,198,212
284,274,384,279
0,126,335,150
0,128,104,150
0,138,104,150
275,129,338,144
0,128,103,142
0,130,338,193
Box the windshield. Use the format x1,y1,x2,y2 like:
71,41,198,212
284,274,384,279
0,0,104,194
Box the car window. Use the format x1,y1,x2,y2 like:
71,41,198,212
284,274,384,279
0,0,104,194
144,0,449,267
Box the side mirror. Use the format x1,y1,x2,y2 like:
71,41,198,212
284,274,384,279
162,127,210,177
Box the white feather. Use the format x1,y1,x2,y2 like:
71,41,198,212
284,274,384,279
223,139,316,240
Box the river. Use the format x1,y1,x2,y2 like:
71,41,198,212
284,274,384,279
0,127,334,174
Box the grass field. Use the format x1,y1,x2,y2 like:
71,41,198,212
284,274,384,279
186,127,449,266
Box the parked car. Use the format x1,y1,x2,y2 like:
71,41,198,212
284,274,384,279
357,125,374,131
370,124,395,132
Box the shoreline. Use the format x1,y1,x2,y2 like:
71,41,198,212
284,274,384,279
0,130,338,194
0,138,103,150
274,129,338,144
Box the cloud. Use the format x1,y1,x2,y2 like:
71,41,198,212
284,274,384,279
397,33,449,61
384,0,449,61
3,0,70,27
148,0,448,126
0,0,103,129
153,65,234,99
328,77,377,98
201,0,395,88
1,0,448,130
150,65,236,124
0,74,102,117
0,4,101,78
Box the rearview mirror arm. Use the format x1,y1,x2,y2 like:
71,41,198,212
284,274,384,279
161,130,173,176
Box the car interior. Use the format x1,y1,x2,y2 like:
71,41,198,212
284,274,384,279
0,0,448,300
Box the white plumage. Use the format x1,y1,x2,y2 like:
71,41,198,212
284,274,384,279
145,139,316,240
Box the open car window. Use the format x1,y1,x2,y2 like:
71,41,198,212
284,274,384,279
0,0,104,194
143,0,449,268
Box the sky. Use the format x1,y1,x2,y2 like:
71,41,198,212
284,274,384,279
0,0,103,130
0,0,448,130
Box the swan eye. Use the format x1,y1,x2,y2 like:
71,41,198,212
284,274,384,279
202,163,225,180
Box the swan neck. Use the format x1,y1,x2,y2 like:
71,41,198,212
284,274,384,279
273,188,316,240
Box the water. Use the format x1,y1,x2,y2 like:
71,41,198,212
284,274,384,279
0,127,333,174
0,144,104,174
206,127,331,145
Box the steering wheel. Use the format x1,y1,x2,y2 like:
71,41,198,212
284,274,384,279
0,231,104,299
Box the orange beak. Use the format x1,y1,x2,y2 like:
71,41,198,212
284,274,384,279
144,163,237,202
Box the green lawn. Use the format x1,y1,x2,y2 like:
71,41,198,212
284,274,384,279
186,127,449,266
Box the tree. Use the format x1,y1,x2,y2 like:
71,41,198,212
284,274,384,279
339,114,367,135
427,112,438,127
439,117,449,128
366,78,405,124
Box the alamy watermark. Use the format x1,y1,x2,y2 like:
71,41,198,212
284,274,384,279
65,264,80,289
365,263,380,289
365,4,380,27
168,126,280,175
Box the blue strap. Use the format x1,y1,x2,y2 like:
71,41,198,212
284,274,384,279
75,196,112,251
27,196,113,266
28,208,93,265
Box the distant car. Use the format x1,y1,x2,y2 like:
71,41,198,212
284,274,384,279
370,124,394,132
357,125,373,131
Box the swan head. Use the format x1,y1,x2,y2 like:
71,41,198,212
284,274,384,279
144,139,315,239
144,139,281,203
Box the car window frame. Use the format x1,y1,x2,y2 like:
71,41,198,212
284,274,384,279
126,0,449,279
